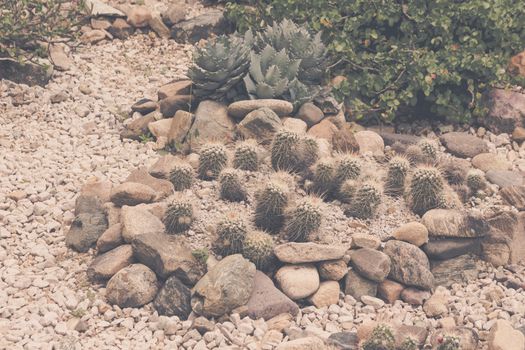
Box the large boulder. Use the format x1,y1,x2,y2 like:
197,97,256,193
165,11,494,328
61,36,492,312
274,264,320,300
487,320,525,350
383,240,434,290
245,271,299,320
157,80,192,100
431,254,482,287
237,107,282,143
439,132,488,158
296,102,324,127
120,205,164,243
132,232,205,284
185,100,235,150
105,264,159,308
392,222,429,247
153,275,192,318
479,89,525,134
354,130,384,155
228,99,294,119
350,248,391,282
87,245,134,281
125,168,174,199
171,9,230,43
483,211,525,266
472,153,511,172
274,242,348,264
191,254,256,317
421,209,489,238
486,170,524,187
66,212,108,252
308,281,340,308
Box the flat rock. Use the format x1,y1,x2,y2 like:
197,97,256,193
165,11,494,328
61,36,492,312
488,320,525,350
191,254,256,317
148,154,179,179
274,242,347,264
228,99,294,119
0,59,53,87
392,222,429,247
400,287,431,305
318,259,348,281
185,100,235,150
344,269,377,300
120,205,164,243
472,153,511,172
275,337,326,350
500,185,525,210
351,233,381,249
423,238,481,260
246,271,299,320
132,232,204,284
96,223,123,253
440,132,488,158
66,213,108,252
275,264,320,300
154,275,192,318
157,80,192,100
110,182,156,206
421,209,489,238
308,281,340,308
431,254,482,287
486,170,524,187
170,9,229,43
131,98,157,115
237,107,282,143
87,245,134,281
105,264,158,308
350,248,391,282
126,168,174,199
354,130,384,155
384,240,434,290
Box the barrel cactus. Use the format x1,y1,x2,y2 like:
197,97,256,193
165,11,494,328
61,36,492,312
254,180,289,233
338,179,358,203
219,169,247,202
408,166,445,215
242,230,275,271
164,200,193,234
334,154,361,187
271,130,301,172
311,159,336,197
188,31,252,101
466,169,487,192
362,324,395,350
285,196,322,242
385,156,410,196
233,141,258,171
169,161,194,191
298,136,319,169
198,143,228,180
215,215,247,255
346,182,382,219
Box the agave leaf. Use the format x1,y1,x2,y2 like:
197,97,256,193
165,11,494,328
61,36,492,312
249,52,265,83
244,75,257,95
259,45,276,71
256,82,276,99
273,78,289,97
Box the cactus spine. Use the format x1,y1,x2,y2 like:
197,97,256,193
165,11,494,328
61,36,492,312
215,215,247,255
242,230,275,271
254,180,289,233
334,154,361,186
271,130,301,172
198,143,228,180
233,141,258,171
409,166,444,215
285,196,322,242
219,169,247,202
362,324,395,350
164,200,193,234
385,156,410,196
466,169,487,192
169,161,194,191
346,182,382,219
311,160,335,196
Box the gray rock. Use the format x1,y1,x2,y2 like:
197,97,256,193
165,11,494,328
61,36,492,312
106,264,159,308
423,238,481,260
125,168,174,199
159,95,192,117
110,182,156,207
171,9,229,43
274,242,348,264
237,107,282,143
350,248,391,282
246,271,299,320
131,98,157,115
296,102,324,127
185,100,235,150
168,110,194,145
344,269,377,299
274,264,320,300
191,254,256,317
74,195,104,216
96,223,124,253
384,240,434,290
153,275,191,318
327,332,359,350
132,232,205,284
421,209,489,238
85,0,125,16
120,205,164,243
440,132,489,158
486,170,524,187
479,88,525,134
87,245,134,281
0,59,53,87
66,213,108,252
431,254,481,287
228,99,294,119
500,185,525,210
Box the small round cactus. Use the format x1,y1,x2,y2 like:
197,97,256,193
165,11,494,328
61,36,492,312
271,130,301,172
362,324,395,350
233,141,258,171
242,230,275,271
219,169,247,202
334,154,361,186
466,169,487,192
440,158,467,185
409,165,444,215
285,196,322,242
399,337,418,350
215,215,247,255
346,182,382,219
254,180,289,233
419,138,438,160
297,136,319,169
169,161,194,191
385,156,410,196
164,200,193,234
311,160,335,197
198,143,228,180
338,179,358,203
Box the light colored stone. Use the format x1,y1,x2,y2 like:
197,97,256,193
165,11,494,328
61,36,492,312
106,264,158,308
377,280,404,304
120,205,164,242
307,119,337,141
472,153,511,172
308,281,340,308
488,320,525,350
228,99,293,119
282,118,307,133
148,118,172,139
96,223,123,253
275,337,326,350
351,233,380,249
238,107,282,143
354,130,384,155
361,295,385,309
350,248,391,282
87,245,134,281
275,264,320,300
127,6,152,28
168,110,194,145
392,222,429,247
274,242,347,264
296,102,324,127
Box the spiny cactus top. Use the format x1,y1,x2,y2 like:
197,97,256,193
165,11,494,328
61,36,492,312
169,161,194,191
163,200,193,234
219,169,247,202
334,154,361,184
418,139,439,159
347,182,382,219
285,196,322,242
242,230,275,271
409,166,444,215
216,215,247,255
198,143,228,180
254,180,289,233
271,130,301,172
233,141,258,171
188,31,252,101
466,169,486,191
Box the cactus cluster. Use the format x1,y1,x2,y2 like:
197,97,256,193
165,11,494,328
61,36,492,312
466,169,487,192
338,179,358,203
219,169,247,202
310,160,335,196
169,161,194,191
164,200,193,234
362,324,395,350
346,182,382,219
419,138,438,160
233,141,258,171
242,230,275,271
254,180,289,233
385,156,410,196
408,166,444,215
399,337,418,350
437,336,460,350
198,143,228,180
271,130,319,172
334,154,361,186
215,215,247,255
285,196,322,241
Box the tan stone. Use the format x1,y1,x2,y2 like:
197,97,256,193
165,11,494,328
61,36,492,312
80,179,113,203
168,110,194,145
377,279,404,304
275,264,320,300
282,118,307,134
351,233,381,249
307,281,340,308
318,259,348,281
110,182,156,206
392,222,429,247
488,320,525,350
148,118,172,139
307,119,338,141
472,153,511,172
127,6,152,28
157,80,192,100
355,130,384,155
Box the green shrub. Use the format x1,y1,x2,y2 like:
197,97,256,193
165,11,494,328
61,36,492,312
225,0,525,122
0,0,85,62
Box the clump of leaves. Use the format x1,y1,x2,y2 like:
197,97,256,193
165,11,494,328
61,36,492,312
0,0,86,62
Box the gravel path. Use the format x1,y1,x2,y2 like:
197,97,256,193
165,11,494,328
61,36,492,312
2,32,525,350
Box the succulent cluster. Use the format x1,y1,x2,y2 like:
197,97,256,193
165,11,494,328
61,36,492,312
385,156,410,196
215,215,247,255
408,166,445,215
346,182,382,219
169,161,194,191
310,160,336,196
338,179,358,203
334,154,361,186
285,196,322,242
466,169,487,192
271,130,319,172
242,230,275,271
164,200,193,234
219,169,247,202
362,324,395,350
405,138,439,165
254,180,289,233
233,141,258,171
198,143,228,180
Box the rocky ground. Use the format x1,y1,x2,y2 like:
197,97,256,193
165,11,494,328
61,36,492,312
2,6,525,350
